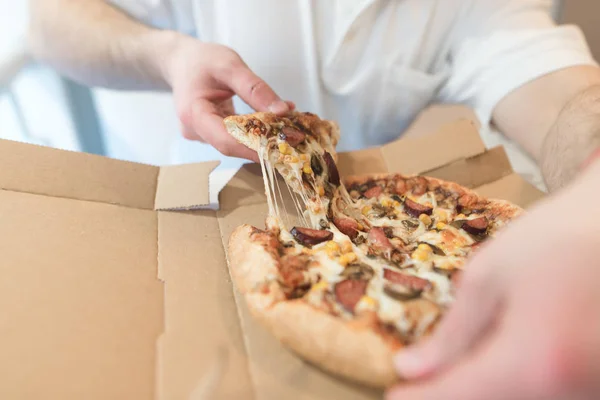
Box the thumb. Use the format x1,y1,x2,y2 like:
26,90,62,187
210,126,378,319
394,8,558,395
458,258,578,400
394,265,504,380
220,59,291,114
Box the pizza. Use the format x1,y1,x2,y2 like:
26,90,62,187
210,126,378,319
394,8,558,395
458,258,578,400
225,111,522,387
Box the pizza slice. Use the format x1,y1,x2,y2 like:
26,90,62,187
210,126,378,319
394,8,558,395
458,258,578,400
225,112,344,230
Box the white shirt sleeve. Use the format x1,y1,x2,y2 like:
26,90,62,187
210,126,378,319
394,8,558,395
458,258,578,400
438,0,598,126
106,0,196,35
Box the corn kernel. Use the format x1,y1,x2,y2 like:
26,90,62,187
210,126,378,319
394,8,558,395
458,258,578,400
326,249,338,258
302,162,313,175
434,208,448,222
456,214,466,220
436,222,447,230
278,142,291,155
311,281,329,291
419,214,432,225
284,155,299,163
357,223,364,231
393,201,401,208
317,186,325,196
339,252,358,266
361,205,371,215
325,241,340,252
412,249,430,262
417,243,433,252
341,241,353,254
359,295,377,307
300,154,309,161
381,198,392,208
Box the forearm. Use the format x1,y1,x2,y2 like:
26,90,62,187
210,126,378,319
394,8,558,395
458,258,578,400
541,85,600,191
28,0,179,90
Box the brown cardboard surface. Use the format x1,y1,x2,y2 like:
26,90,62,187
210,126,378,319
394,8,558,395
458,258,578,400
155,162,220,210
0,190,162,399
0,138,158,209
0,104,545,400
157,210,252,399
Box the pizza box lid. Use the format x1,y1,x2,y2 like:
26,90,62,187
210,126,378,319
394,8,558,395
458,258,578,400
0,105,544,399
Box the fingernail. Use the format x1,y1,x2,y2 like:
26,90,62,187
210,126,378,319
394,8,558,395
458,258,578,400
268,100,290,114
393,350,427,378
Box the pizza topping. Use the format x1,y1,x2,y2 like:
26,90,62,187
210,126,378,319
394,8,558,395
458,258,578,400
333,216,359,239
291,226,333,246
404,198,433,218
368,227,393,252
335,279,368,312
417,242,445,256
383,227,394,238
384,269,432,292
340,263,375,280
279,126,306,147
395,179,407,194
338,252,358,266
310,154,323,176
279,254,310,289
323,151,340,186
364,185,383,199
418,213,432,227
462,216,489,235
401,219,420,231
410,177,428,196
384,282,422,301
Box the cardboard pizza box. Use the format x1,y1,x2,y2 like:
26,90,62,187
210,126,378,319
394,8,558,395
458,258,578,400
0,105,544,400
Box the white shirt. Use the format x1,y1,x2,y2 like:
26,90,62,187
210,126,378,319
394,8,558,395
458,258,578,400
100,0,595,177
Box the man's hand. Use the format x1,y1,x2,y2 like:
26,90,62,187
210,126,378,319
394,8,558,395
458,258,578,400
163,36,293,161
387,161,600,400
29,0,292,161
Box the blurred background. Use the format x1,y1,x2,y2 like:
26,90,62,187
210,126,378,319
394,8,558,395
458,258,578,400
0,1,594,170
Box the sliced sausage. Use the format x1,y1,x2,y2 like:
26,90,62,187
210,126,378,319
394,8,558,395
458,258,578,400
333,217,359,239
323,152,340,186
462,217,488,235
279,254,309,288
290,227,333,246
395,179,407,195
340,263,375,280
278,127,306,147
368,227,393,251
410,177,428,196
404,198,433,218
364,185,383,199
383,269,432,292
335,279,368,312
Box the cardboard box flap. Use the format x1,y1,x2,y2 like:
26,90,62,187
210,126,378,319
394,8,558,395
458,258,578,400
381,119,486,175
474,173,545,209
155,161,220,210
0,138,158,210
424,146,513,189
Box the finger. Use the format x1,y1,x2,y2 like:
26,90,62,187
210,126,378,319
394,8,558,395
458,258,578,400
191,100,260,162
386,325,525,400
220,61,291,115
394,263,504,380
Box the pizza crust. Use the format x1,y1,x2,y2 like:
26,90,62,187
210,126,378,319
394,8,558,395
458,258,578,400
228,224,284,301
224,119,261,152
248,298,398,388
